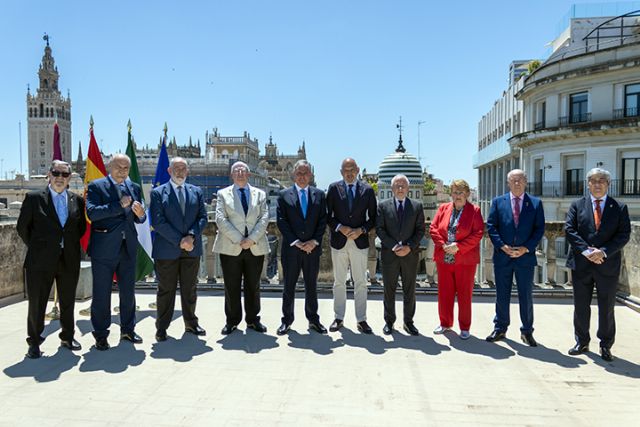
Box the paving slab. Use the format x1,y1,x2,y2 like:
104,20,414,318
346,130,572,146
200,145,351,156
0,291,639,426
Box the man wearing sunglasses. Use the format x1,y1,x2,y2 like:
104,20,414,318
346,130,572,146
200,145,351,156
86,153,147,350
17,160,86,358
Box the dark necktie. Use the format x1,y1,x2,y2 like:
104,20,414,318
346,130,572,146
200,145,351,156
347,183,354,211
177,186,186,215
594,199,602,231
397,200,404,223
239,187,249,215
513,196,521,227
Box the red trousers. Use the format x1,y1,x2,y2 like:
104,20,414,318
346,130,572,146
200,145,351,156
436,262,476,331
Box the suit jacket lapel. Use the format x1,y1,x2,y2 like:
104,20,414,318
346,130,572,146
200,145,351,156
585,196,596,231
44,189,62,229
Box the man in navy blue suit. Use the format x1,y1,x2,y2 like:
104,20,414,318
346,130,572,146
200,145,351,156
276,160,328,335
565,168,630,361
486,169,545,346
87,153,147,350
150,157,208,342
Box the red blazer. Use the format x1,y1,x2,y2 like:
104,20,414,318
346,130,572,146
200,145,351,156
430,201,484,266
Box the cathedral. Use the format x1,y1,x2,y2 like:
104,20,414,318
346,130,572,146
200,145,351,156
27,35,72,176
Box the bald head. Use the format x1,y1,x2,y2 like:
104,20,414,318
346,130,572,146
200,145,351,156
340,158,359,184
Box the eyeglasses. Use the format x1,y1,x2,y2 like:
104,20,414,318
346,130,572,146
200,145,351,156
50,170,71,178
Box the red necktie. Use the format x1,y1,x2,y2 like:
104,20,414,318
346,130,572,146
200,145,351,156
513,197,521,226
594,199,602,231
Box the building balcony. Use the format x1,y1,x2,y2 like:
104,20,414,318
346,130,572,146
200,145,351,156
534,120,545,130
613,107,639,119
526,179,640,198
558,112,591,126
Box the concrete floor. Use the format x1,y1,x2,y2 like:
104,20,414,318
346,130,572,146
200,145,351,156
0,291,639,426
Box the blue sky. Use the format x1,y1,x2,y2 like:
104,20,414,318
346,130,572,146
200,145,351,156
0,0,630,189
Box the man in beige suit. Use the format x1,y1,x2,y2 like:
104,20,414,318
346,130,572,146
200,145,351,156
213,161,270,334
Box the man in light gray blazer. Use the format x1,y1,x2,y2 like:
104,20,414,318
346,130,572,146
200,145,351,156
213,161,270,335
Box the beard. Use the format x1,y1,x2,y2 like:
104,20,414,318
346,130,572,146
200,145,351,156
171,176,186,186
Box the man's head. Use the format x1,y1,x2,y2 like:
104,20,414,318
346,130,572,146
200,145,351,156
109,153,131,184
391,174,409,201
587,167,611,199
230,161,250,187
507,169,527,197
169,157,189,186
293,160,313,189
340,158,359,185
48,160,72,193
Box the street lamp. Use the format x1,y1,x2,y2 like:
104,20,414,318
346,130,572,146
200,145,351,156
417,121,426,165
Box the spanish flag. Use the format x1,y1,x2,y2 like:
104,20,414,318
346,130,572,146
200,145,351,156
79,117,107,252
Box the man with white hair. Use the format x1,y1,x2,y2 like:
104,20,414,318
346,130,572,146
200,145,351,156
87,153,147,351
486,168,545,347
565,168,630,361
376,174,425,336
213,161,270,335
151,157,208,341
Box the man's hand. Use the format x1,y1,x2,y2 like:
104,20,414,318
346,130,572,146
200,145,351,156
585,247,605,264
180,235,195,252
132,201,145,218
338,225,353,237
296,240,317,254
240,238,255,250
393,244,411,257
120,195,132,208
347,227,364,240
443,242,459,255
509,246,528,258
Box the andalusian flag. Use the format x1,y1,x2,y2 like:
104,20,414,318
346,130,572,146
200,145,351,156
80,116,107,252
125,120,154,281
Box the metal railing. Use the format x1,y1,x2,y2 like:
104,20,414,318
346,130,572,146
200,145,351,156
559,113,592,126
613,107,639,119
534,121,545,130
527,179,640,198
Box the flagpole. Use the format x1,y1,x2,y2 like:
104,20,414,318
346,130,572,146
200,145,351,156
79,116,95,318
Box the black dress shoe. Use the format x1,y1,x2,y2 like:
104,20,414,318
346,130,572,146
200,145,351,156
61,339,82,351
247,321,267,333
309,321,328,334
186,325,207,336
383,323,394,335
486,330,506,342
600,347,614,362
329,319,343,332
520,333,538,347
155,330,167,342
26,344,42,359
120,332,143,344
276,323,291,336
221,324,237,335
357,321,373,334
95,337,110,351
568,342,589,355
403,323,419,336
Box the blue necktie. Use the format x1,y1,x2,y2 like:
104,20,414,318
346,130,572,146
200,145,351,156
347,183,354,211
300,189,308,219
55,193,67,227
239,188,249,215
397,200,404,223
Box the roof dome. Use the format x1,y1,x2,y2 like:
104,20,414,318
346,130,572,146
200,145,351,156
378,151,423,184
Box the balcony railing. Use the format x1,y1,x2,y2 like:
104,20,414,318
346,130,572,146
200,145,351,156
559,113,592,126
534,121,545,130
526,179,640,198
613,107,639,119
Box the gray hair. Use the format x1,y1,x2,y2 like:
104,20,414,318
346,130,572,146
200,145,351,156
507,168,527,182
110,153,131,166
293,159,312,173
587,167,611,183
391,174,409,186
230,161,250,173
50,160,71,173
170,156,189,168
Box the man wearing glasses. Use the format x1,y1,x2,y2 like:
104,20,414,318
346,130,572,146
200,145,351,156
17,160,86,358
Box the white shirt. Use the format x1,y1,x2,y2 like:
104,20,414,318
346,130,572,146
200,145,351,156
233,183,251,206
590,193,608,213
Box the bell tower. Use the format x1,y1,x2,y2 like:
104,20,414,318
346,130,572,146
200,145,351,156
27,34,72,176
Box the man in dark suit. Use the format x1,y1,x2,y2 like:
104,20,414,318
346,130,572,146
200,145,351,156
486,169,545,346
213,161,270,335
276,160,328,335
86,153,147,350
565,168,630,361
376,174,425,336
326,158,377,334
150,157,208,342
17,160,86,358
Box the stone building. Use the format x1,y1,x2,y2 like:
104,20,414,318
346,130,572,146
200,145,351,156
258,135,307,188
27,36,72,177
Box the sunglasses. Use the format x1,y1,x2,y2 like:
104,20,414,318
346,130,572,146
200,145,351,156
51,170,71,178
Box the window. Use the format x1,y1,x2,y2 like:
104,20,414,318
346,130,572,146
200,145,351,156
570,92,589,123
535,101,546,130
622,157,640,195
625,84,640,117
565,169,584,196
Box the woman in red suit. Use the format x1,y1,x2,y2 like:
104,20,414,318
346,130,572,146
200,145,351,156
429,179,484,339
